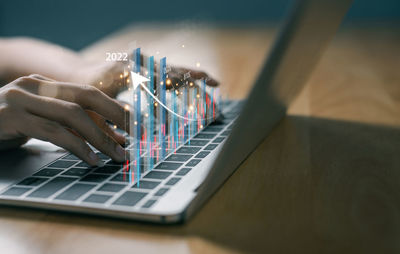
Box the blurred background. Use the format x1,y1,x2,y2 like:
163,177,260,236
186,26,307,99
0,0,399,51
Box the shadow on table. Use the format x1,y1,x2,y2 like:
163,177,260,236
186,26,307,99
185,115,400,253
1,115,399,253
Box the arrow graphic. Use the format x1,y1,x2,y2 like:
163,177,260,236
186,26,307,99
131,71,215,121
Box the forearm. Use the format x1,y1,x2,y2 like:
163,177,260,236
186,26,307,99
0,37,85,83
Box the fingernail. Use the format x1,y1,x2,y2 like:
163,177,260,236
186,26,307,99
96,160,105,167
88,151,100,166
115,145,125,161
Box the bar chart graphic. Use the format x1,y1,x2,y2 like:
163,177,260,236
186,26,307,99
125,48,220,185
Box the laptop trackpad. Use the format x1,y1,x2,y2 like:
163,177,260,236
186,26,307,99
0,139,65,192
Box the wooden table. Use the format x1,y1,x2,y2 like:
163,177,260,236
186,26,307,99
1,23,399,254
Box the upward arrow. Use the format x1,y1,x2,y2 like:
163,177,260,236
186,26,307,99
130,71,150,90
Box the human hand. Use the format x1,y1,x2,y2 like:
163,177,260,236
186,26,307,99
0,74,128,166
70,61,128,98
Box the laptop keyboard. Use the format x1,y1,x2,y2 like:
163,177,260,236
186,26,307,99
0,100,242,210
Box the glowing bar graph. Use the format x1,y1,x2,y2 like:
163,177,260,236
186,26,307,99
126,47,222,186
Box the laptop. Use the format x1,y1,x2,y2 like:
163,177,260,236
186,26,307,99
0,0,352,223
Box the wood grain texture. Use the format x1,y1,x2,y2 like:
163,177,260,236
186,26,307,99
0,23,399,254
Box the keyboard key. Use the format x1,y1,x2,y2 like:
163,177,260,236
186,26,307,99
185,139,209,146
97,183,126,192
132,180,160,189
84,194,111,204
142,199,157,208
165,154,192,162
154,188,169,197
204,144,218,150
62,154,80,160
203,126,223,133
55,183,95,201
176,146,201,154
155,162,182,170
109,173,132,183
220,131,231,136
165,177,181,186
33,168,62,177
112,191,147,206
28,177,76,198
140,157,158,165
195,151,210,158
210,120,227,126
48,160,77,168
185,159,201,167
195,133,216,139
62,167,92,177
213,137,225,143
17,177,47,186
93,165,120,174
144,171,171,179
2,187,31,196
75,161,91,168
176,168,191,176
80,174,110,183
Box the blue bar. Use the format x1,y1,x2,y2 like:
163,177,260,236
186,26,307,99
147,56,154,170
169,120,173,152
183,86,187,142
188,87,192,142
173,88,177,149
159,57,167,158
193,87,197,136
202,79,206,127
134,48,141,185
211,87,214,121
188,112,190,145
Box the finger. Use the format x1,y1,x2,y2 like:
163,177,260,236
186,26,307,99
87,111,126,145
62,84,129,132
14,91,126,162
19,77,129,132
17,113,101,166
28,74,56,82
104,123,126,145
190,71,218,87
0,137,30,151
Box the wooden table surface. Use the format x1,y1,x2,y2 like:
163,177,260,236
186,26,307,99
1,23,399,254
